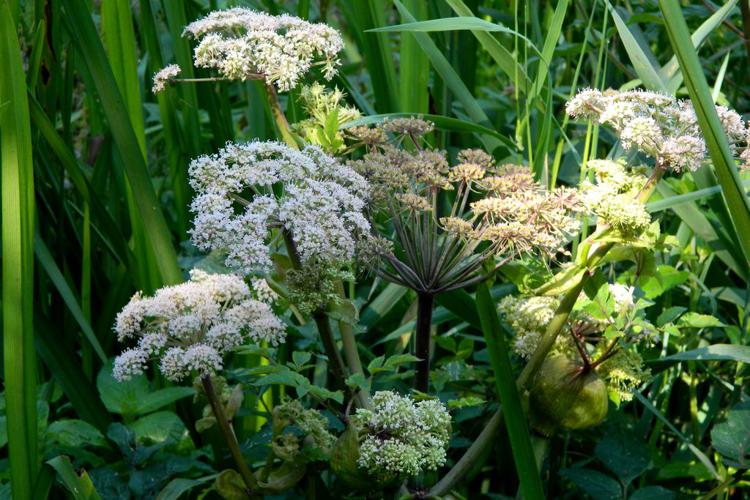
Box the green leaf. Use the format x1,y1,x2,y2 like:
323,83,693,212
129,411,189,446
656,306,687,327
96,362,193,416
595,426,651,485
660,0,750,276
629,486,676,500
47,456,101,500
476,283,544,500
560,468,622,500
710,402,750,468
45,420,108,449
607,3,667,91
1,2,39,496
676,313,725,329
157,475,218,500
663,344,750,364
639,265,689,299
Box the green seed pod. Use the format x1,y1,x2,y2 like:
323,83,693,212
528,355,609,436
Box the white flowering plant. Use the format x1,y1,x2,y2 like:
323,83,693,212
26,2,750,500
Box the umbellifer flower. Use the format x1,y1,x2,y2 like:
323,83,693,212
351,391,451,482
181,8,343,91
567,88,746,172
152,64,181,93
189,141,370,276
112,270,285,382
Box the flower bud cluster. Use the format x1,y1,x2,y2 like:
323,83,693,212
498,295,560,358
113,270,285,382
580,159,651,236
351,391,451,481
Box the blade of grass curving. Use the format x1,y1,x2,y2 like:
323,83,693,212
655,183,746,279
399,0,429,113
339,0,399,112
102,0,162,292
28,96,137,272
712,52,731,103
660,0,738,93
35,316,111,432
661,0,750,274
606,2,667,91
476,283,544,500
61,0,182,285
445,0,531,94
1,1,38,496
529,0,569,99
634,391,720,480
140,0,191,238
34,234,107,362
383,1,504,152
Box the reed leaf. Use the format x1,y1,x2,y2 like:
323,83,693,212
476,283,544,500
60,0,183,286
0,1,38,496
661,0,750,275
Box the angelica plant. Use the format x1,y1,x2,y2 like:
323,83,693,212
112,270,285,495
350,119,581,391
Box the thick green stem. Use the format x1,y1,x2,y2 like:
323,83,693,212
282,230,348,387
434,162,669,493
264,81,299,149
429,409,503,496
201,375,258,496
414,292,435,393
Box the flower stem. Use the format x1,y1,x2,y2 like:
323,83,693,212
414,292,434,393
201,375,258,496
433,162,669,492
263,81,300,149
281,230,348,387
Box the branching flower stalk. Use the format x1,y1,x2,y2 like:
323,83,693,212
167,8,370,405
201,375,259,496
352,127,582,392
430,87,738,494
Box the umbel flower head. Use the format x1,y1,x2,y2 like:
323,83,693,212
180,8,343,91
498,295,561,359
189,141,370,274
351,120,582,293
580,159,651,236
350,391,451,482
566,88,747,173
112,270,285,382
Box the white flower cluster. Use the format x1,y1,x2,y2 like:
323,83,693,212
352,391,451,481
580,160,651,236
152,64,181,93
609,283,635,314
112,270,285,382
567,88,747,172
189,141,370,275
182,8,343,91
498,295,560,359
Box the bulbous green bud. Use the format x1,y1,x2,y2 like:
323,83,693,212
528,355,609,436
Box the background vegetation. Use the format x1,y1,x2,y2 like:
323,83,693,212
1,0,749,498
